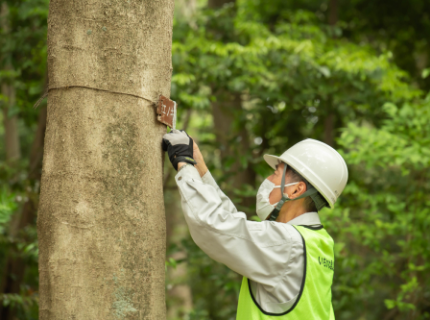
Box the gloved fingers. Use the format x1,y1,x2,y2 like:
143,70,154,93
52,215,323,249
171,156,179,171
163,130,189,146
162,129,196,171
187,136,194,152
162,138,170,152
182,130,193,139
162,129,181,138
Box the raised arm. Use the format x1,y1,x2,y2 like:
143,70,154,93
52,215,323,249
178,137,237,213
175,164,299,289
162,130,298,288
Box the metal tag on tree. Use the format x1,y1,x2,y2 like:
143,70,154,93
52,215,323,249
157,95,177,129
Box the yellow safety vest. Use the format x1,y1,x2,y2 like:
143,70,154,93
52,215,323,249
236,225,335,320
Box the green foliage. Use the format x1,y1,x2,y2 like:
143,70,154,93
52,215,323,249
0,0,48,160
0,294,39,320
326,97,430,319
167,2,430,319
172,0,420,179
0,187,17,231
0,1,47,319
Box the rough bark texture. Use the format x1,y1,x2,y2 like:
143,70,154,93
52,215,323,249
38,0,174,319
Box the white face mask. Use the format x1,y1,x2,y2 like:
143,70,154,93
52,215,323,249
256,179,299,221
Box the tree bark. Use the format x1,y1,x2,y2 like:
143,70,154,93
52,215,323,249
38,0,174,319
1,3,21,162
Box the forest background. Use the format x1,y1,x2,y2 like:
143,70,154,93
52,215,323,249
0,0,429,319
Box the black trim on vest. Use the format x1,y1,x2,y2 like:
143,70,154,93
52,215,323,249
247,230,307,316
299,225,324,230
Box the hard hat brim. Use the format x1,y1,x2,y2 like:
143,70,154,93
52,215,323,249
263,154,284,170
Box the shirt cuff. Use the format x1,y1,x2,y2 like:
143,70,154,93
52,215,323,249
175,164,202,183
201,170,220,190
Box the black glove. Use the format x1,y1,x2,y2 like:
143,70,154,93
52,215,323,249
162,129,197,170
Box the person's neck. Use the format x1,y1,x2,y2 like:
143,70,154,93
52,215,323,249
276,200,307,223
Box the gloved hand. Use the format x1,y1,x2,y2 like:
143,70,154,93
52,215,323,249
162,129,197,170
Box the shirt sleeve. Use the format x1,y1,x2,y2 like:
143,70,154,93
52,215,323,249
201,169,238,214
175,165,297,291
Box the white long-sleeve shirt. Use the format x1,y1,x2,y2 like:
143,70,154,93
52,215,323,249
175,165,323,313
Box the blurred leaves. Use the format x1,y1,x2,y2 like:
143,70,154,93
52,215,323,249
167,1,430,319
326,98,430,318
0,187,16,230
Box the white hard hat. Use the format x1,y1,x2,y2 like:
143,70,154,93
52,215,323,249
263,139,348,208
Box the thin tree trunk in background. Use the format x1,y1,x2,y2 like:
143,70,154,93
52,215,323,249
38,0,174,318
0,104,47,320
1,84,20,161
208,0,233,8
207,0,256,213
324,0,338,147
1,3,21,162
0,4,24,319
324,112,335,147
211,94,256,212
328,0,338,26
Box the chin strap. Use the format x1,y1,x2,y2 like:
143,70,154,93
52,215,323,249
268,165,319,221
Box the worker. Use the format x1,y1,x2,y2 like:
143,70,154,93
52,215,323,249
162,129,348,319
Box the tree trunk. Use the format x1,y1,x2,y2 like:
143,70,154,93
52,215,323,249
211,93,256,213
2,84,20,161
208,0,233,8
0,104,47,320
328,0,338,27
38,0,174,319
324,112,335,147
0,4,24,319
1,3,21,162
207,0,256,213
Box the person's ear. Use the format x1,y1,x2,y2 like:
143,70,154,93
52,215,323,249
290,181,307,199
